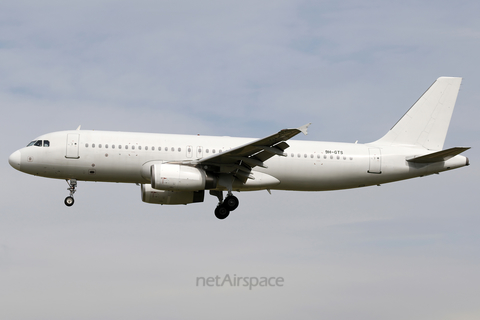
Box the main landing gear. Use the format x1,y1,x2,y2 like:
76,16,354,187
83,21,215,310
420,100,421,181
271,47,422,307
211,191,239,220
64,179,77,207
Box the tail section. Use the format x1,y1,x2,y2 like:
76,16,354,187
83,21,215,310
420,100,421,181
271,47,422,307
373,77,462,150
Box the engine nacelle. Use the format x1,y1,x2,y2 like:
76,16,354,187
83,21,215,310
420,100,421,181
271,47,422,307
141,184,204,205
151,163,212,191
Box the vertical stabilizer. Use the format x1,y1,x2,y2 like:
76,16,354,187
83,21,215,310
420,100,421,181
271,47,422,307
373,77,462,150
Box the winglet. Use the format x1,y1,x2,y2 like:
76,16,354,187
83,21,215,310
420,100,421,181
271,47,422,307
298,123,311,136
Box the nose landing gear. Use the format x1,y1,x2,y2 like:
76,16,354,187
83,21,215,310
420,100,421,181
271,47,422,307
65,179,77,207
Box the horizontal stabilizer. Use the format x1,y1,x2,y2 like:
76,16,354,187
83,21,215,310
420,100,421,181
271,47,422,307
407,147,470,163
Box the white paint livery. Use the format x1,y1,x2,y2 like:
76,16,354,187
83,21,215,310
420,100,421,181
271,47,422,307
8,77,470,219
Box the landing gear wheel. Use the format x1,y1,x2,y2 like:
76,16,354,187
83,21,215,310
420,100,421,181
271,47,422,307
65,196,75,207
214,205,230,220
65,179,77,207
224,195,239,211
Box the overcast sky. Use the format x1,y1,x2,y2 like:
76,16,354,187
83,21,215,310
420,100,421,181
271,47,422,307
1,1,479,319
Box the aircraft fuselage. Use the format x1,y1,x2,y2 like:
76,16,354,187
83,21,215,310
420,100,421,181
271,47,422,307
10,130,468,192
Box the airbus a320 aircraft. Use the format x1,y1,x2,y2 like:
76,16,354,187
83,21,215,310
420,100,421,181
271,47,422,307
8,77,470,219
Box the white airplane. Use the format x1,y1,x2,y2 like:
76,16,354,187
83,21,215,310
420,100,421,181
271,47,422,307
8,77,470,219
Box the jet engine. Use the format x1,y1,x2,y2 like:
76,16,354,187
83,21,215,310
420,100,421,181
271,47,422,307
141,184,204,205
150,163,217,191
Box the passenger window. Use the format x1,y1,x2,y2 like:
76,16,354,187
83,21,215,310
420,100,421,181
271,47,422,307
119,145,122,149
105,144,109,149
34,140,42,147
206,149,209,153
212,149,216,154
125,145,128,150
139,146,142,150
92,144,96,148
85,143,89,148
99,144,102,148
178,147,181,152
304,154,307,158
171,147,174,151
158,147,161,151
297,154,301,158
330,155,333,159
132,145,135,150
317,155,320,159
43,140,50,147
291,153,294,157
112,144,115,149
145,146,148,151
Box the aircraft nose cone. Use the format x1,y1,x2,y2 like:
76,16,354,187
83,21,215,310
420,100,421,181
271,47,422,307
8,150,21,170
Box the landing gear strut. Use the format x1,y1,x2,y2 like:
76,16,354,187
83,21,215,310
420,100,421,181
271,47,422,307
210,190,239,219
65,179,77,207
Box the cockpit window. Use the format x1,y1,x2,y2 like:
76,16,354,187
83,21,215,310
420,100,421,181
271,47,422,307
27,140,50,147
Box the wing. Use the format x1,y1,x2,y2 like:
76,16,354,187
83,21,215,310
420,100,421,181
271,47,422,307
188,123,310,184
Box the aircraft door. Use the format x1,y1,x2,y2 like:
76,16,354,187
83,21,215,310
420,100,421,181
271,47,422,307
368,148,382,174
66,133,80,159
